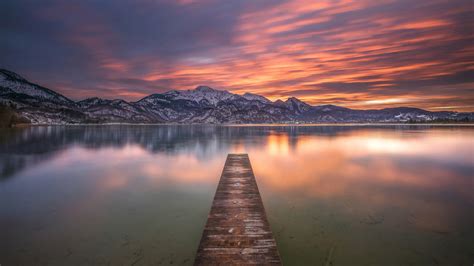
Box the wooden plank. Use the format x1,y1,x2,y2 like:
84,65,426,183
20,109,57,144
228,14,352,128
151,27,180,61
194,154,282,265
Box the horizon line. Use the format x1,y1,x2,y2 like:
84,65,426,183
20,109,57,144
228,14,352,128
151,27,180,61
1,68,472,113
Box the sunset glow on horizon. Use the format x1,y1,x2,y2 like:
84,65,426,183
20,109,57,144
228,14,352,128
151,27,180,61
1,0,473,111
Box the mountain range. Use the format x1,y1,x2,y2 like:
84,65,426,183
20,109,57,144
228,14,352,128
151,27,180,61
1,68,472,125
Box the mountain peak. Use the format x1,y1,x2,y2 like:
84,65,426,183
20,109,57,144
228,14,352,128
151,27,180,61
284,96,311,113
1,68,472,125
161,85,234,106
0,69,28,82
286,96,303,103
81,97,101,101
243,92,271,103
195,85,215,92
0,68,74,105
285,96,309,106
274,99,285,104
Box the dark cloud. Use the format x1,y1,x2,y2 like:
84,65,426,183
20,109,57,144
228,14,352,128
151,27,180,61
0,0,473,110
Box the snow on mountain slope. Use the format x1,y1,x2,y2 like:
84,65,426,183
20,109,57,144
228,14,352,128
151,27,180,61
164,86,238,106
1,69,473,125
77,97,157,122
0,69,74,105
242,92,271,103
285,97,312,114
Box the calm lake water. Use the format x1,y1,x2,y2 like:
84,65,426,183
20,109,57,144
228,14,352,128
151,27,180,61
1,125,473,265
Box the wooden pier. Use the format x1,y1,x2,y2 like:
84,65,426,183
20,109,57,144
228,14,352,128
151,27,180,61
194,154,282,265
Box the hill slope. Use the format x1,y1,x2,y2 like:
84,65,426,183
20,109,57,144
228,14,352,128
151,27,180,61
1,69,472,124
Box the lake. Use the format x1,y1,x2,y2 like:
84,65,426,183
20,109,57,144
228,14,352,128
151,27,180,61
1,125,473,265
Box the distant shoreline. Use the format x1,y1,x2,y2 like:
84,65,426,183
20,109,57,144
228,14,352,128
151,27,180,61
8,122,474,128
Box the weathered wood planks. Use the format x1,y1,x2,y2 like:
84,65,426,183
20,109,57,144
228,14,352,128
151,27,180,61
194,154,282,265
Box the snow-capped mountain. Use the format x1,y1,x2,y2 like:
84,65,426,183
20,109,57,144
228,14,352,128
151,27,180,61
1,69,472,125
0,69,86,124
283,97,312,114
77,97,155,123
163,86,239,106
242,92,271,103
0,69,74,105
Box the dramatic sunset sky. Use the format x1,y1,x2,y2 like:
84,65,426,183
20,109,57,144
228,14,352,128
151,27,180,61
1,0,473,110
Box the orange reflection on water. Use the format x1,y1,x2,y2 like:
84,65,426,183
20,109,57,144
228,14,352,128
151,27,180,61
50,145,223,194
45,127,473,233
248,128,473,231
250,129,473,197
267,134,290,156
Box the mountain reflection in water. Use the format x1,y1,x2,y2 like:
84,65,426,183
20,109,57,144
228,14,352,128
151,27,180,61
0,125,472,265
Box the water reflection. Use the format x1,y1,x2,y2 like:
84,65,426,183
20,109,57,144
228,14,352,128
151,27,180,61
0,125,473,265
2,125,471,179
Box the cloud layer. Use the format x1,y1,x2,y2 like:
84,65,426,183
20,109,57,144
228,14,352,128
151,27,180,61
1,0,473,110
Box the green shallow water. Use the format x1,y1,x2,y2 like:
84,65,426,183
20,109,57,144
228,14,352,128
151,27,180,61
0,125,473,265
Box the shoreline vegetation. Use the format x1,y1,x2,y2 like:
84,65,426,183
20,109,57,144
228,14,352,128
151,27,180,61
0,105,30,128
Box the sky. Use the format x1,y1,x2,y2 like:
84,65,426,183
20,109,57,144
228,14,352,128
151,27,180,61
1,0,473,111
